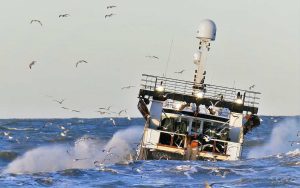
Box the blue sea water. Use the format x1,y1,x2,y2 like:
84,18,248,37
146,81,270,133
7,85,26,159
0,116,299,187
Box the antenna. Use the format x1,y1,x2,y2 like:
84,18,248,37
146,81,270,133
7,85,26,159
192,19,216,94
163,38,174,78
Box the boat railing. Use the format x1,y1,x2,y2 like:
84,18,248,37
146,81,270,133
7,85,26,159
140,74,261,108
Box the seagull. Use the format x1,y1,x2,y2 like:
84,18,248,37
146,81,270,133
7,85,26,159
174,69,185,74
121,85,135,90
297,131,300,137
4,132,10,136
118,109,127,116
99,106,112,111
73,158,88,162
30,19,43,26
102,146,115,153
61,107,69,110
60,130,69,137
60,132,66,137
145,55,159,60
107,5,117,9
289,141,300,146
59,14,70,18
127,116,131,121
60,126,66,130
110,118,116,126
72,109,80,113
75,60,88,67
249,84,255,90
97,110,110,115
53,99,65,104
29,61,37,69
105,13,115,19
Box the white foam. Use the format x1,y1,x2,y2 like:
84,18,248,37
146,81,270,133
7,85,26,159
248,118,300,158
3,126,143,174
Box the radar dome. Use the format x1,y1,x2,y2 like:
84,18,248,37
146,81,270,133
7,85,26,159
196,19,217,41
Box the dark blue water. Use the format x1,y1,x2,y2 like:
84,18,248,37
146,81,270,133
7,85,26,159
0,116,299,187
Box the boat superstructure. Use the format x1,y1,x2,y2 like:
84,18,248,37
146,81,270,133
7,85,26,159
136,19,261,161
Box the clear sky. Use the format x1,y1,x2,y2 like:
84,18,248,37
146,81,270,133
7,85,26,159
0,0,299,118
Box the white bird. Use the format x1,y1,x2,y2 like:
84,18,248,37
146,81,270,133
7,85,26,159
121,85,135,90
29,61,37,69
73,158,88,162
174,69,185,74
249,85,255,90
118,109,127,116
75,60,88,67
60,126,66,130
110,118,116,126
145,55,159,60
4,132,10,136
102,146,116,154
60,132,67,137
127,116,131,121
59,14,70,18
8,136,13,140
97,110,110,115
107,5,117,9
30,19,42,26
53,99,65,104
99,106,112,111
105,13,115,19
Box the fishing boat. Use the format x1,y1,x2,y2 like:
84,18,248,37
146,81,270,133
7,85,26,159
136,19,261,161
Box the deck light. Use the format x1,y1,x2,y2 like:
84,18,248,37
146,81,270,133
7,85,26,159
195,92,204,98
235,98,243,104
155,85,165,92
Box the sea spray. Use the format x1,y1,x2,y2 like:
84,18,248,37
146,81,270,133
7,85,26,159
248,117,300,158
3,126,143,174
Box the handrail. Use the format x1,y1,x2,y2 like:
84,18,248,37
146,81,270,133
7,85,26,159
140,74,261,108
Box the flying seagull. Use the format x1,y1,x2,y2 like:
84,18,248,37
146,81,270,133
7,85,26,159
76,60,88,67
97,110,110,115
53,99,65,104
102,146,116,153
107,6,117,9
61,107,69,110
99,106,112,111
109,118,116,126
30,19,42,26
249,85,255,90
105,13,115,19
29,61,37,69
174,69,185,74
118,109,127,116
121,85,135,90
72,109,80,113
145,55,159,60
59,14,70,18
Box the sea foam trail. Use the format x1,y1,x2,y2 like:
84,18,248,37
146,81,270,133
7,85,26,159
248,118,300,158
3,126,143,174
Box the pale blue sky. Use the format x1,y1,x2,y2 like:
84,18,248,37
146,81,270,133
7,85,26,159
0,0,299,118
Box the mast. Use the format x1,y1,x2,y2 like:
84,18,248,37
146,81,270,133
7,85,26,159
193,19,217,96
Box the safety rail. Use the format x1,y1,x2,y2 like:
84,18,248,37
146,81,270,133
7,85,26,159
140,74,261,108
